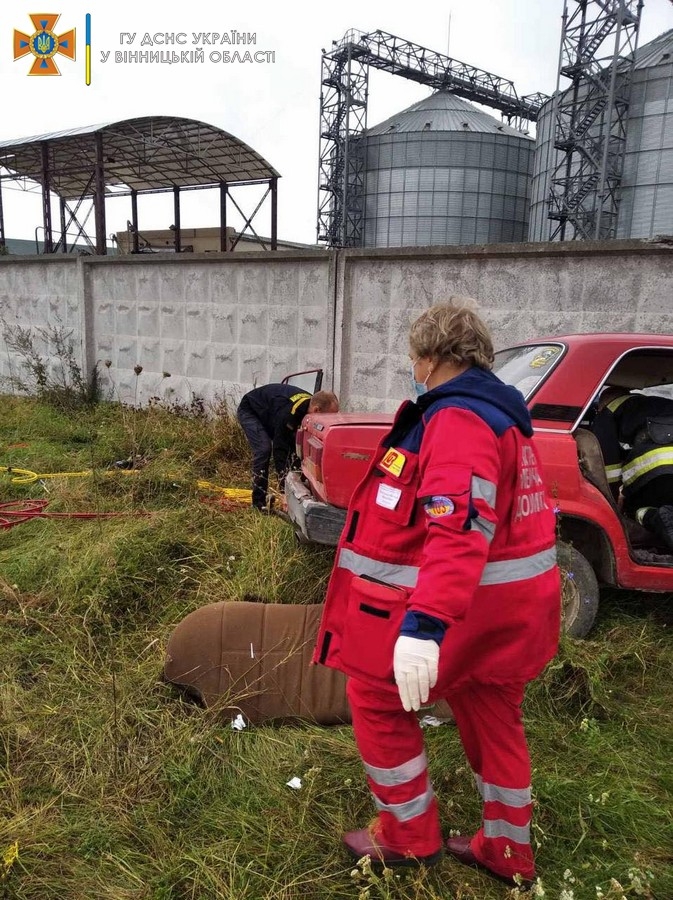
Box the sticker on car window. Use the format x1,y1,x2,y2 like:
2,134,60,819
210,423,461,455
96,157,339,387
529,347,560,369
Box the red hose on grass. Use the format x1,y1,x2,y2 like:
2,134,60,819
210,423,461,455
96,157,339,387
0,500,131,530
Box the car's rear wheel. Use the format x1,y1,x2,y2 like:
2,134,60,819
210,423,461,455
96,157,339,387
556,541,600,638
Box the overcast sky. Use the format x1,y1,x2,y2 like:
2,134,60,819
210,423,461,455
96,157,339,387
1,0,671,246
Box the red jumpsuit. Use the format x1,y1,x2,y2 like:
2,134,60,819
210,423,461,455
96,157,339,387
313,366,560,881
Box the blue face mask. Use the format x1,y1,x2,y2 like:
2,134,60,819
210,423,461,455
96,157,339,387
410,362,428,398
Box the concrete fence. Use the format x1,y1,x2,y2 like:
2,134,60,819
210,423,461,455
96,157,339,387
1,239,672,411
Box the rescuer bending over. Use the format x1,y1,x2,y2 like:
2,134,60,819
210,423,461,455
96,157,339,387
237,383,339,511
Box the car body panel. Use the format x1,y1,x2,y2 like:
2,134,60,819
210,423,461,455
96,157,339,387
287,333,673,594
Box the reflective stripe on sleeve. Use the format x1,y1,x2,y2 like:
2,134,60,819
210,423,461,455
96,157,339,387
483,818,531,844
337,548,419,588
471,475,497,508
470,515,496,544
373,785,435,822
605,463,622,484
475,775,532,808
479,546,557,586
363,750,428,787
622,448,673,487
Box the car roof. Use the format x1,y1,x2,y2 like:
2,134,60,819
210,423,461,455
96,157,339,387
507,333,673,348
505,334,673,430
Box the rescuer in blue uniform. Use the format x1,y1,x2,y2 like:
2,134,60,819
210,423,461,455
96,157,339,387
237,384,339,510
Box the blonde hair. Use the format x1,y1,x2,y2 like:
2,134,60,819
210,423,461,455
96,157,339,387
409,299,494,370
309,390,339,413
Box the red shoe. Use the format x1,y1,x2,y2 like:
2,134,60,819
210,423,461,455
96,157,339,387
445,836,534,890
343,828,443,868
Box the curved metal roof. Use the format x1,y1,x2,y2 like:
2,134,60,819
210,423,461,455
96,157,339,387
0,116,279,199
366,91,534,139
633,27,673,70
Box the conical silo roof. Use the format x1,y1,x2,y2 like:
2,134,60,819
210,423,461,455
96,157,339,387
633,27,673,69
365,91,533,139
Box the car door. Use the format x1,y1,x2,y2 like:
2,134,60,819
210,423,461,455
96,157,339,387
281,369,323,394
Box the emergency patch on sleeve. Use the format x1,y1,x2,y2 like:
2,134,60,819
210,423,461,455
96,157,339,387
422,495,455,518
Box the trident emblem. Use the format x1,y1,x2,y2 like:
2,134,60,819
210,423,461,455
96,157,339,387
14,14,76,76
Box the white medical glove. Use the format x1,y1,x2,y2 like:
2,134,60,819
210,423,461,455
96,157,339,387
393,635,440,712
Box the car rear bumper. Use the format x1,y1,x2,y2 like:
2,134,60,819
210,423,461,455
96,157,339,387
285,471,347,546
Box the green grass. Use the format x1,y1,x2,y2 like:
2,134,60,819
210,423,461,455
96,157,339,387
1,396,671,899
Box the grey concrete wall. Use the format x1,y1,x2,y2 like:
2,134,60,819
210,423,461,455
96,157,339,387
0,240,671,412
0,252,334,407
334,240,673,410
0,258,84,392
86,253,334,406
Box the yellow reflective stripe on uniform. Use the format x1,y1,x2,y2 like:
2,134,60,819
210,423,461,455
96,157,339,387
483,818,531,844
471,475,497,508
373,785,435,822
475,775,532,808
605,463,622,484
363,750,427,787
607,395,630,413
337,548,420,588
479,546,557,586
622,447,673,486
290,392,311,416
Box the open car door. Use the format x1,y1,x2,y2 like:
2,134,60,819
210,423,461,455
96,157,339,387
281,368,323,394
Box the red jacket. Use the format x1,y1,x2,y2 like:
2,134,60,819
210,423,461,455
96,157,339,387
313,367,561,692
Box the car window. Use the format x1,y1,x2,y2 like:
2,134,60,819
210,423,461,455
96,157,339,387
493,344,564,400
281,369,323,393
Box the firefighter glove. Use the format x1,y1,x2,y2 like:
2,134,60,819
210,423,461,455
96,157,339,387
393,635,439,712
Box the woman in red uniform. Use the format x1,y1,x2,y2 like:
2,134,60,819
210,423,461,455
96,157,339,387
313,302,560,888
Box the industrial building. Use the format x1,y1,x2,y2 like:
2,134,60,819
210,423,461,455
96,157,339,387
1,3,672,255
360,92,534,248
318,4,673,249
530,28,673,241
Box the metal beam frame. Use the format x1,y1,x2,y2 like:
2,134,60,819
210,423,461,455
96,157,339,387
547,0,643,241
131,189,139,253
0,172,5,250
173,185,181,253
317,28,547,247
220,182,228,251
94,133,107,255
0,117,280,255
41,142,53,253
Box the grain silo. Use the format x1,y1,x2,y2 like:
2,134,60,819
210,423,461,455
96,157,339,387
529,29,673,242
361,91,535,248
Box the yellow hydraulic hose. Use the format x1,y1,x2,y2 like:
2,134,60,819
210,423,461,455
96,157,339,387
0,466,252,502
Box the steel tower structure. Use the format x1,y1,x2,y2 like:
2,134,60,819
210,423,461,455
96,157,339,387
317,29,546,248
547,0,643,241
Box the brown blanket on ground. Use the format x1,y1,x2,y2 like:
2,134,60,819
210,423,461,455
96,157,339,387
164,601,453,726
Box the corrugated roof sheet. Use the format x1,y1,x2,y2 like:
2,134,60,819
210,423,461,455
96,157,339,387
366,91,534,139
0,116,279,198
634,28,673,70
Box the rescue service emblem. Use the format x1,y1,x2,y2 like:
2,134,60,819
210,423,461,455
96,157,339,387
380,448,406,477
423,495,455,518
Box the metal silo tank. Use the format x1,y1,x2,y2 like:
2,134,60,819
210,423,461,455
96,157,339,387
362,91,535,248
528,29,673,242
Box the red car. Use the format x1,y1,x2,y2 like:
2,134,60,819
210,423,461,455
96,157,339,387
286,334,673,637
